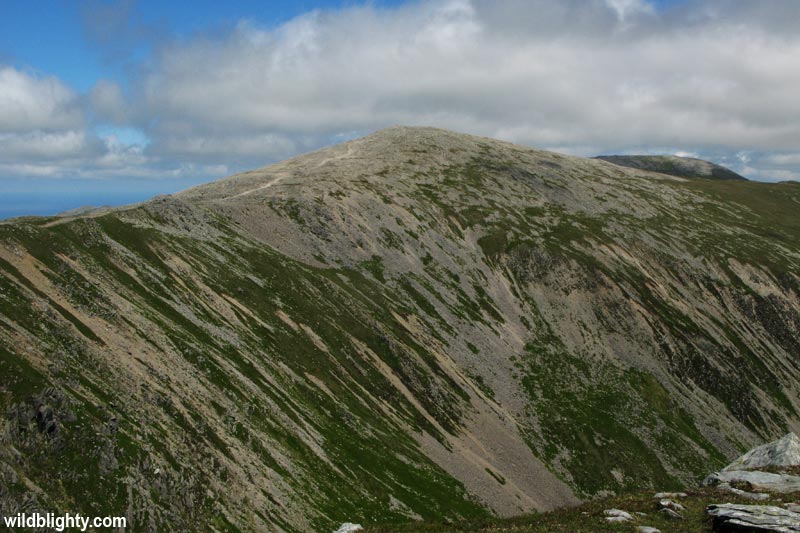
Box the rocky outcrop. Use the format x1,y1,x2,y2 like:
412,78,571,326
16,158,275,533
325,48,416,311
604,508,634,522
334,523,363,533
705,435,800,531
705,434,800,496
706,470,800,494
707,503,800,532
724,433,800,472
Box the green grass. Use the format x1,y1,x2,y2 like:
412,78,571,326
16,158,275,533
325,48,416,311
363,487,792,532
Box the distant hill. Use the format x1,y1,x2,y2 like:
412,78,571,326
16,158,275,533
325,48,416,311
595,154,747,180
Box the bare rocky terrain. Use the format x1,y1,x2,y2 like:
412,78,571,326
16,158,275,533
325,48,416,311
0,126,798,531
595,155,747,181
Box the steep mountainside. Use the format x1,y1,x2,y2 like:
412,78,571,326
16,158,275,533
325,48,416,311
595,155,747,181
1,127,798,531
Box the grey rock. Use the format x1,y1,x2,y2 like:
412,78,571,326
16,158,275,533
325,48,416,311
637,527,661,533
334,524,363,533
659,498,686,512
604,509,634,522
725,434,800,472
654,492,687,499
707,503,800,532
659,508,683,520
705,470,800,494
717,482,771,501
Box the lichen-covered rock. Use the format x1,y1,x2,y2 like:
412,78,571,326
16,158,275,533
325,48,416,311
334,523,363,533
724,434,800,472
654,492,687,499
659,498,686,512
604,509,634,522
716,482,770,501
707,503,800,532
705,470,800,494
659,508,683,520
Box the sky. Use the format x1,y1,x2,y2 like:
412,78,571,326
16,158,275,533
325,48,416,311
1,0,799,219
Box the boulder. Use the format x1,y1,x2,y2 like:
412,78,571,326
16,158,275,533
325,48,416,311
654,492,687,499
659,508,683,520
659,498,686,512
604,509,634,522
707,503,800,532
334,523,363,533
724,434,800,472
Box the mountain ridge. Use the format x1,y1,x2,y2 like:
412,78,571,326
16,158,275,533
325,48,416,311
594,154,748,181
1,126,798,531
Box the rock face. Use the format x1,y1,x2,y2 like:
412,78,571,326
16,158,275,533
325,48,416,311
1,127,799,531
724,433,800,472
707,503,800,532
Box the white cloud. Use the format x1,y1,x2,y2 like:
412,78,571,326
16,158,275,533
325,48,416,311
763,153,800,167
89,79,129,123
0,67,82,132
133,0,800,157
0,131,90,161
1,0,800,183
605,0,654,21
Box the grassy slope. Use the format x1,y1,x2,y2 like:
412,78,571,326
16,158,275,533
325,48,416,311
0,210,489,531
1,129,799,531
365,487,792,532
398,151,799,495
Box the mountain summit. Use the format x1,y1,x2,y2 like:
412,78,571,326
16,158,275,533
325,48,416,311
1,127,798,531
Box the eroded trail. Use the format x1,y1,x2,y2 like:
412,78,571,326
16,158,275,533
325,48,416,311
226,173,289,199
223,142,359,200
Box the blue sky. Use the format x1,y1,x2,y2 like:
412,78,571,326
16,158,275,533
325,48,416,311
1,1,405,91
1,0,798,219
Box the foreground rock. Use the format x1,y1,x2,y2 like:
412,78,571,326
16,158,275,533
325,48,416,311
705,470,800,494
707,503,800,532
654,492,687,499
334,524,363,533
659,507,683,520
704,433,800,497
658,498,686,512
604,509,634,522
724,434,800,472
715,481,770,501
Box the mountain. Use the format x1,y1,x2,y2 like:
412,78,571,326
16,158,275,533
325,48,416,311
1,126,798,532
595,154,748,181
